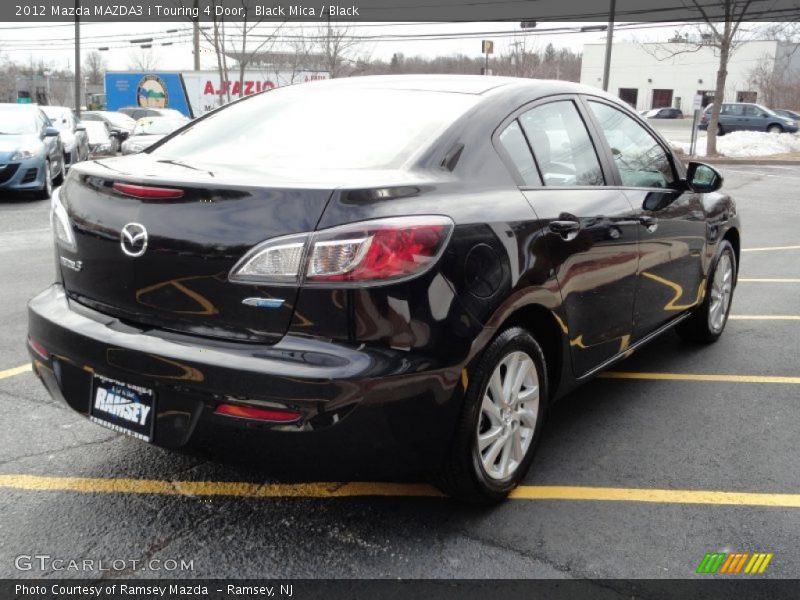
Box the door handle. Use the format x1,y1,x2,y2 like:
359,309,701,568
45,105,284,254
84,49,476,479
639,215,658,232
548,220,581,240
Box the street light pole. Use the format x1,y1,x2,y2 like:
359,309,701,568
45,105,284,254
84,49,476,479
74,0,81,115
601,0,616,92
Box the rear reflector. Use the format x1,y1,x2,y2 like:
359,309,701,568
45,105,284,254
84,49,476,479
214,403,301,423
28,337,50,360
113,182,184,199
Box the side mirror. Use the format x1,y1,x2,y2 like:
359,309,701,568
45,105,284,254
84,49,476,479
75,123,86,132
685,161,723,193
44,126,59,137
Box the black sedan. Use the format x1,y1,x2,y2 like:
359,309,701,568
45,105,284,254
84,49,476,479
28,76,740,502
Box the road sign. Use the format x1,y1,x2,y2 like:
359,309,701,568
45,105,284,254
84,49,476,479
481,40,494,54
693,94,703,111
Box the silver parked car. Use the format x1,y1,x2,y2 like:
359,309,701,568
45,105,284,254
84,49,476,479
41,106,89,169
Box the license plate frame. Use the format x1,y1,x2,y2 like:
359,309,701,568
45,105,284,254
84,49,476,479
89,374,155,443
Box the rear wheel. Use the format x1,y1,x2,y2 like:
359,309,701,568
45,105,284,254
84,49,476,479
767,124,783,134
717,124,725,136
436,327,548,503
676,240,736,343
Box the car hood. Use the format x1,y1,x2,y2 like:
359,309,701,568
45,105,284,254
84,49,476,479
0,134,41,158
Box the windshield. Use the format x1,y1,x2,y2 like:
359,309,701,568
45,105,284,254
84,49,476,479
84,121,110,142
133,118,187,136
42,108,72,130
151,86,480,170
0,107,38,134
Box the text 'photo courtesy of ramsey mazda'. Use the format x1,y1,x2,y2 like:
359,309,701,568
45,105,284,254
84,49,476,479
27,75,740,503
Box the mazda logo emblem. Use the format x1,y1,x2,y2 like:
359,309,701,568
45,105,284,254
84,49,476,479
120,223,148,258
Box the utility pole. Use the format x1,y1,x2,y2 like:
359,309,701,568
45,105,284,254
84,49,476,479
193,0,200,70
74,0,81,114
601,0,616,92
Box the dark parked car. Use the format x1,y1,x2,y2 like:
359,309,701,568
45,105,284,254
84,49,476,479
41,106,89,170
0,103,65,199
117,106,187,121
28,76,740,502
700,102,798,135
120,117,189,154
642,107,683,119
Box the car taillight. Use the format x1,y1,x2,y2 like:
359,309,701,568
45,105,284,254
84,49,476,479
51,188,77,253
229,216,453,286
215,403,301,423
113,182,184,199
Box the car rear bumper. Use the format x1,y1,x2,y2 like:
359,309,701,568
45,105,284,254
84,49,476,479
27,285,466,460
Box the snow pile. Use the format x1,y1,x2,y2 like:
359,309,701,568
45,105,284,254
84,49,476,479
670,131,800,158
717,131,800,157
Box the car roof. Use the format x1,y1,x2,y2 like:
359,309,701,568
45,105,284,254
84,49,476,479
297,74,602,97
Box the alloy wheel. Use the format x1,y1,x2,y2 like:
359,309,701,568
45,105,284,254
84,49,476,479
476,351,539,481
708,252,733,333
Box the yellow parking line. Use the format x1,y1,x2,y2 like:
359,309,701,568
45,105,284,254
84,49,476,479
742,245,800,252
600,371,800,384
2,475,800,508
509,486,800,507
729,315,800,321
0,364,31,381
738,278,800,283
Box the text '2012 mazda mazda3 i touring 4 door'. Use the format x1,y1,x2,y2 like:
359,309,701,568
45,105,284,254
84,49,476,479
28,76,740,502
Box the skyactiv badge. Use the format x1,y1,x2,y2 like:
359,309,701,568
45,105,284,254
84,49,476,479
696,552,774,574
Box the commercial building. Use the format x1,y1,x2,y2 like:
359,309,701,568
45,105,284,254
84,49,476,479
580,39,800,111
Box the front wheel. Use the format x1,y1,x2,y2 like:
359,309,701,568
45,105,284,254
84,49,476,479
676,240,736,343
35,160,53,200
767,124,783,134
436,327,548,503
717,124,725,136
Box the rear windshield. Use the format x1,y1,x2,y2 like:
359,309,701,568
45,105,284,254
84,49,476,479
151,85,479,170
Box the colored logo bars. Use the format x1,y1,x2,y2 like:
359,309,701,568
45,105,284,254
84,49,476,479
697,552,773,574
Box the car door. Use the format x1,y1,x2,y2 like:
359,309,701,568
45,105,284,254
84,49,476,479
38,111,59,164
742,104,768,131
584,98,706,341
504,96,640,377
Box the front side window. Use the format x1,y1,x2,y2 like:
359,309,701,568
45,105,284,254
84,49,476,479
588,101,676,189
518,100,604,187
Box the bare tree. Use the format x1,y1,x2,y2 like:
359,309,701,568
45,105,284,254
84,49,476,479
128,47,161,71
313,23,363,78
643,1,757,156
84,51,106,85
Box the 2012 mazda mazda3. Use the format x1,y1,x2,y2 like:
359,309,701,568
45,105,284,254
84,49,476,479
27,76,740,502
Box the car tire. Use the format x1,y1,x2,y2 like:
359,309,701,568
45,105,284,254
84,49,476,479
767,124,783,134
717,124,725,136
436,327,548,504
35,160,53,200
676,240,737,344
52,158,64,186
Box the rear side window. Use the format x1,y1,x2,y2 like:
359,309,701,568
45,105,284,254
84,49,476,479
153,87,479,170
498,120,540,186
518,100,604,187
588,101,676,189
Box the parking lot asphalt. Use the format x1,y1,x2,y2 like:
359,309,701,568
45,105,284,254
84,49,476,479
1,164,799,579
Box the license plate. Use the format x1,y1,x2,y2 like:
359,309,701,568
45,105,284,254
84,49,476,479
89,374,154,442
